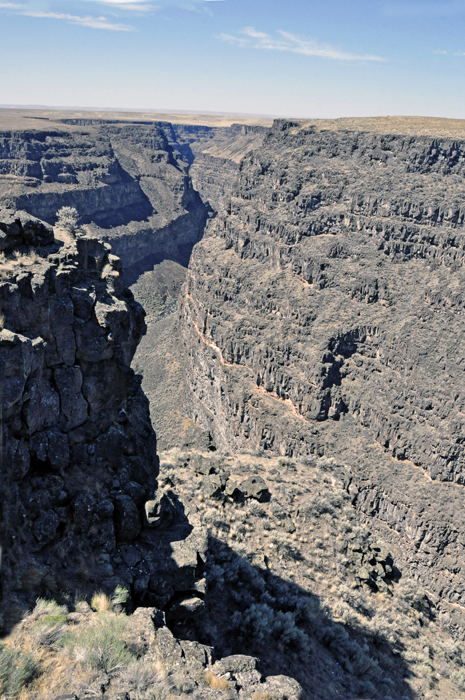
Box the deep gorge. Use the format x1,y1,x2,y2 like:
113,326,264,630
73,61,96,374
3,111,465,699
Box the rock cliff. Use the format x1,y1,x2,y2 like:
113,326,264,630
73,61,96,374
0,207,303,700
172,123,268,213
0,209,206,630
0,122,208,281
179,119,465,618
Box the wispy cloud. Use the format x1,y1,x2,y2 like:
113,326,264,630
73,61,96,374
219,27,385,62
177,2,212,13
84,0,157,10
94,1,156,10
21,10,135,29
383,1,465,17
0,0,212,25
432,49,465,56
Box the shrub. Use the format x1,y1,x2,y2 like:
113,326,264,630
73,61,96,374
60,612,135,673
0,645,38,697
112,585,130,611
394,579,433,618
132,687,170,700
119,659,159,692
30,598,68,619
90,592,112,613
56,207,79,234
33,616,67,647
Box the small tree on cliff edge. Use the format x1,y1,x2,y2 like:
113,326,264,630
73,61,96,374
56,207,79,236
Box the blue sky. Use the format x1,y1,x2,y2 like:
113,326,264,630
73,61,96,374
1,0,465,118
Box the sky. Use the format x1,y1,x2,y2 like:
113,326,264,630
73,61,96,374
1,0,465,118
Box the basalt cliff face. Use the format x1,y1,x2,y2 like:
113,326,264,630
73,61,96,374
180,120,465,616
0,120,267,283
172,123,269,213
0,122,208,281
0,209,207,631
0,209,301,700
8,111,465,698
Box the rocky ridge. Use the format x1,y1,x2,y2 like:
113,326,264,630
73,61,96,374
0,209,209,635
0,118,267,284
0,207,302,700
179,119,465,618
0,122,208,281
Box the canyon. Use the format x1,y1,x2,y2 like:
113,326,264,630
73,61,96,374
3,109,465,699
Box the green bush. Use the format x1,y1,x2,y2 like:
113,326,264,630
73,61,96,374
56,206,79,234
34,617,67,647
450,668,465,691
31,598,68,619
60,612,135,672
112,585,130,610
0,645,38,697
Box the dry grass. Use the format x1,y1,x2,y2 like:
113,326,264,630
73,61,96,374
0,313,4,330
90,592,112,613
53,229,75,245
12,251,41,267
205,670,229,690
0,599,181,700
17,652,94,700
296,115,465,139
0,250,42,278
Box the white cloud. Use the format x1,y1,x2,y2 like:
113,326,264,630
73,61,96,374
21,10,135,29
0,0,210,20
432,49,465,56
178,2,211,12
219,27,386,62
85,0,157,9
95,1,157,10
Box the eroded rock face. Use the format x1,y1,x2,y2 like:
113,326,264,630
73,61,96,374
172,123,269,214
179,120,465,611
0,209,206,626
0,123,208,280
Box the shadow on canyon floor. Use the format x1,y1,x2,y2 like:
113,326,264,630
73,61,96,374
169,536,415,700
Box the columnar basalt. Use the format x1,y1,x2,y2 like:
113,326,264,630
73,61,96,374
0,209,205,626
0,122,209,279
179,120,465,611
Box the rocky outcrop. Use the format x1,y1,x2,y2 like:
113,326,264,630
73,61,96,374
3,600,303,700
0,123,208,281
179,120,465,612
0,209,206,629
173,123,268,213
0,120,268,289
